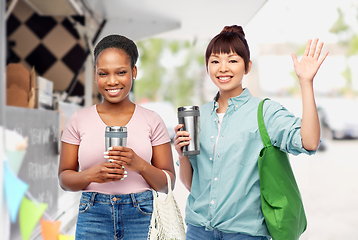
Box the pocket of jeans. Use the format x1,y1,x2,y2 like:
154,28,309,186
136,198,153,216
78,196,91,214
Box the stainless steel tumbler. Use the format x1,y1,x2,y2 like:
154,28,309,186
177,106,200,156
105,126,127,151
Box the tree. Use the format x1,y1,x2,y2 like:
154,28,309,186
133,38,206,107
329,5,358,96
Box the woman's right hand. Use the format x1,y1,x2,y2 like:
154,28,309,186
85,161,126,183
174,124,191,157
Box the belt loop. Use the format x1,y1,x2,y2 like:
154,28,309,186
89,192,97,206
130,193,137,207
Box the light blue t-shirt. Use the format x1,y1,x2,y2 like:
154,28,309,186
186,88,315,238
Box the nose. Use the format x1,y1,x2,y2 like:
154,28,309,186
107,74,119,85
219,62,228,72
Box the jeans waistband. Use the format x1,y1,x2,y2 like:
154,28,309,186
81,190,153,207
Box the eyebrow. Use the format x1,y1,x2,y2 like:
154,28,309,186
210,53,238,58
97,67,128,71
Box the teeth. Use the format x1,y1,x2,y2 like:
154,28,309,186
108,89,119,93
219,77,231,80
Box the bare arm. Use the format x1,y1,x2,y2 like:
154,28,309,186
107,142,175,193
174,124,193,191
58,142,126,191
291,39,329,151
141,142,176,192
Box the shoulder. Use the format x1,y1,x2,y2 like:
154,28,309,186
65,105,97,127
134,105,165,127
258,98,297,123
77,105,96,115
68,105,95,118
248,96,283,111
262,99,287,114
200,101,214,113
135,104,161,119
135,104,171,141
72,105,97,120
242,97,289,122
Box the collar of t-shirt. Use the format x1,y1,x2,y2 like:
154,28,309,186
213,112,225,154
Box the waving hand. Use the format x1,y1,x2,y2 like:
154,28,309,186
291,38,328,84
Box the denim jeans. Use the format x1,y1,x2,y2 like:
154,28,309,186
75,190,153,240
186,224,269,240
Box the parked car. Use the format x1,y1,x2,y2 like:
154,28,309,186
317,98,358,140
271,97,358,144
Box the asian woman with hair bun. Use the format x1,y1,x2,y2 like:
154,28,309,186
174,25,328,239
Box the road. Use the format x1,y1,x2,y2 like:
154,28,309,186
172,138,358,240
291,138,358,240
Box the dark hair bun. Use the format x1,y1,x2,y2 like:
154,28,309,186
205,25,250,71
220,25,245,37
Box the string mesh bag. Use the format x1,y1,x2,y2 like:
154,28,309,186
148,170,186,240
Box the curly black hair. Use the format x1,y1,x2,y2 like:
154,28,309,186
94,34,138,69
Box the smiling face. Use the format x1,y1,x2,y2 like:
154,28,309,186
95,48,137,105
208,51,251,97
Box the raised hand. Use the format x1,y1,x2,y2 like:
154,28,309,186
291,38,329,84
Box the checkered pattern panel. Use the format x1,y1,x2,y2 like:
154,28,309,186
6,0,86,96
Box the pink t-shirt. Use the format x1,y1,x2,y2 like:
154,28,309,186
61,104,170,194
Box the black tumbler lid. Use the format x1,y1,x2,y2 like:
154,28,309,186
177,106,200,117
177,106,199,112
105,126,127,132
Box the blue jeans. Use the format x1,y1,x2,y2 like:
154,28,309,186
75,191,153,240
186,224,269,240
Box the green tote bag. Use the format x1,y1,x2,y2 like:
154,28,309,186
257,99,307,240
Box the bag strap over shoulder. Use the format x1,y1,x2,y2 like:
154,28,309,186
257,98,272,148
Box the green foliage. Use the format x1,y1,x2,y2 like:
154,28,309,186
133,38,206,106
196,54,205,66
288,69,300,95
329,4,358,96
296,44,307,56
329,8,350,34
163,55,196,107
134,39,166,101
341,65,352,86
347,34,358,55
168,41,180,54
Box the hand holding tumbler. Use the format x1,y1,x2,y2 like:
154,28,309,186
177,106,200,156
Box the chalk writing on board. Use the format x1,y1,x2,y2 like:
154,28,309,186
29,128,50,145
28,161,58,180
6,106,61,240
37,190,55,209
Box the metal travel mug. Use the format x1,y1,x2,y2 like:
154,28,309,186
177,106,200,156
105,126,127,151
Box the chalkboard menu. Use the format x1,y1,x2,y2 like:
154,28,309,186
6,106,61,239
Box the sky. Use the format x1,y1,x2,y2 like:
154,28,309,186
242,0,358,95
245,0,358,46
139,0,358,98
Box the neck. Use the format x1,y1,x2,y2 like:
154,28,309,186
99,96,134,114
216,88,244,113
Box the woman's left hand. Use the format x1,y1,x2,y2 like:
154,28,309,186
105,146,146,172
291,38,329,84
